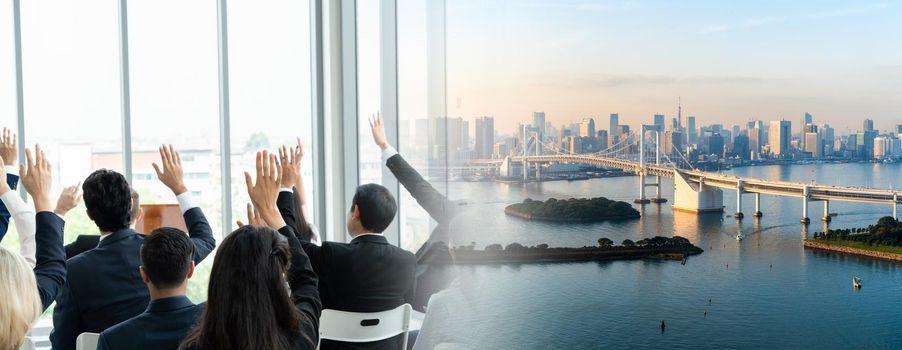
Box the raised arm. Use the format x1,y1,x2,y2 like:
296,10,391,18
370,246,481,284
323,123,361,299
21,145,67,310
153,144,216,263
246,150,322,323
278,142,315,241
0,128,18,242
370,113,455,224
0,154,36,266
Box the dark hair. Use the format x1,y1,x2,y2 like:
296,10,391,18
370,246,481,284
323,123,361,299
83,169,132,232
141,227,194,289
129,189,141,225
291,189,314,242
181,226,311,350
351,183,397,233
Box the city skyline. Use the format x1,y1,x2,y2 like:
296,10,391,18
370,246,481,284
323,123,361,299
445,0,902,134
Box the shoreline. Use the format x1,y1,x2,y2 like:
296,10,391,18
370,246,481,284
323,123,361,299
803,240,902,262
437,246,704,265
503,207,640,222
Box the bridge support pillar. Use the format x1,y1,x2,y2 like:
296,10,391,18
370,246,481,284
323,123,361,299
650,175,668,203
894,193,898,220
801,186,810,224
753,193,763,217
734,181,744,219
634,171,650,204
822,200,831,222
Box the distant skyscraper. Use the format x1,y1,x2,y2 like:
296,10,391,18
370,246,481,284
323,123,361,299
821,124,835,156
579,118,596,138
800,113,812,136
687,116,697,144
769,120,791,157
596,130,608,151
863,118,874,132
896,124,902,134
707,132,724,157
858,130,878,159
653,114,665,132
670,118,679,131
749,127,763,158
609,113,620,147
733,134,749,160
533,112,546,140
474,116,495,159
805,132,822,158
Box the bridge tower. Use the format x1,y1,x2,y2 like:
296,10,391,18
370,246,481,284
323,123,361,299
634,125,651,204
753,193,763,217
650,131,667,204
801,186,811,224
822,200,831,222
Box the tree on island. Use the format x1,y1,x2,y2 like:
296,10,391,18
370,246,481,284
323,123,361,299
621,239,635,247
485,244,503,251
505,242,525,251
597,237,614,248
506,196,640,221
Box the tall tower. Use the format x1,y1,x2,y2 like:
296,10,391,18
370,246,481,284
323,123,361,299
677,97,683,130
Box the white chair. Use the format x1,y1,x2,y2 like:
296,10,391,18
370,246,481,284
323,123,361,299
75,332,99,350
318,304,412,349
19,336,35,350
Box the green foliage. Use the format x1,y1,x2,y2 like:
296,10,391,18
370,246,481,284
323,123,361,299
504,242,525,251
621,239,635,247
485,244,503,251
597,237,614,248
818,216,902,248
243,132,271,153
507,196,640,220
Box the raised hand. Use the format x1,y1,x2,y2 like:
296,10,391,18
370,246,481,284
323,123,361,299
0,127,16,166
54,184,82,216
152,144,188,195
368,112,390,150
278,141,302,189
236,203,264,228
0,155,9,195
20,145,53,212
244,151,286,229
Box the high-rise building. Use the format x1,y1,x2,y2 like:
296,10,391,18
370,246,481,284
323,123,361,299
533,112,546,140
670,118,679,131
804,132,822,158
653,114,665,132
863,118,874,132
707,132,724,157
596,130,608,151
896,124,902,134
474,116,495,159
800,112,812,136
858,130,878,159
579,118,596,138
687,116,697,145
609,113,619,147
874,136,889,159
749,127,763,158
769,120,791,157
820,124,835,156
733,134,749,160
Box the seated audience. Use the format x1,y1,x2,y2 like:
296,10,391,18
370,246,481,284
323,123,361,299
63,188,141,259
369,114,461,311
0,128,31,263
181,151,320,350
0,146,67,349
98,227,200,350
277,143,416,350
2,183,80,266
50,145,216,350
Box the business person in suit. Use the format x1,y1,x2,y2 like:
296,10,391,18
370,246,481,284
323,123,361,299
62,188,143,259
276,145,416,350
51,145,217,350
98,227,201,350
369,114,461,312
182,151,320,350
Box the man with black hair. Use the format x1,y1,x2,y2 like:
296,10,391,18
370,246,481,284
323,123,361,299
50,145,216,350
97,227,200,350
62,188,142,259
275,144,415,350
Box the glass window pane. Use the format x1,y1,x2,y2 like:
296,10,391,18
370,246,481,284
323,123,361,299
0,3,20,252
357,0,382,186
129,0,221,301
20,0,122,244
228,0,313,231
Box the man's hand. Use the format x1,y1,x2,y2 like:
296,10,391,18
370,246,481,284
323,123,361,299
369,112,390,150
278,141,302,189
244,151,286,229
54,184,82,216
20,145,53,212
152,144,188,195
0,127,17,166
236,203,264,228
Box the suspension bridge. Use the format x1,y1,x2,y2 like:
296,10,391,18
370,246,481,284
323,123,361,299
473,125,901,224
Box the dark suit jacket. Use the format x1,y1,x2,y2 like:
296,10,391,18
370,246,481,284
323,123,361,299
277,191,416,350
385,153,460,311
97,296,202,350
34,212,67,310
0,173,20,242
64,234,101,259
50,207,216,350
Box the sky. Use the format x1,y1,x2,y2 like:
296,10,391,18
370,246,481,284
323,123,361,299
443,0,902,135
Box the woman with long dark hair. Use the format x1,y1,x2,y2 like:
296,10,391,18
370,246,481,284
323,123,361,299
181,151,321,350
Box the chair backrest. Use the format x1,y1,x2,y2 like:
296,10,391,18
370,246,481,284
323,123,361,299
76,332,100,350
19,336,35,350
318,304,412,349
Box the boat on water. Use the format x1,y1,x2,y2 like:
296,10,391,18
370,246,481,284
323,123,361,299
735,234,743,241
853,277,862,289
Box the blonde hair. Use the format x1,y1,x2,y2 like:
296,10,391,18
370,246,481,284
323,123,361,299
0,247,42,350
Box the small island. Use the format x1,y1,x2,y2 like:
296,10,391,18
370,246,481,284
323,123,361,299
436,236,703,265
805,216,902,261
505,197,640,222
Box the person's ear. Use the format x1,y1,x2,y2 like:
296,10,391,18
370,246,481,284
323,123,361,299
352,205,361,220
139,266,150,284
186,261,195,280
135,208,144,223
